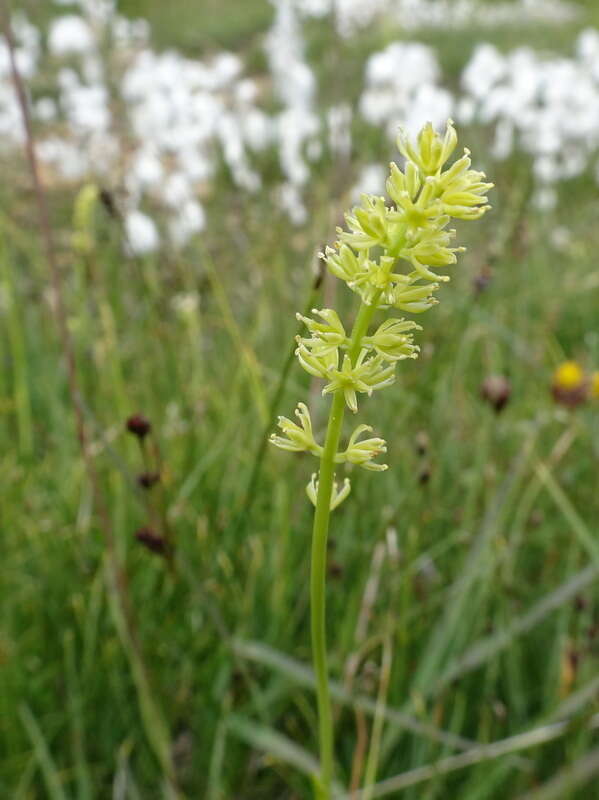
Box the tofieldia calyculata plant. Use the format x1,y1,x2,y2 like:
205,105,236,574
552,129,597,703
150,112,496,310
270,120,492,798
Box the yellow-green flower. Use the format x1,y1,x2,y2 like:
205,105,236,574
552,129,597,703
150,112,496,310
270,403,322,455
306,473,351,510
341,195,393,250
296,309,348,356
270,121,492,800
273,120,492,506
362,318,421,361
322,352,396,413
397,120,457,177
337,424,388,471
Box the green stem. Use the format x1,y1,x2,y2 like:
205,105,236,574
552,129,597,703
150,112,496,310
311,389,345,798
311,297,380,798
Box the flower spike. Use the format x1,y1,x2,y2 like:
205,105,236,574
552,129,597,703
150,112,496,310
270,121,492,795
273,120,491,500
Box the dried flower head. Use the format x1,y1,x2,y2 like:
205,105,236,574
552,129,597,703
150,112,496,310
137,471,160,489
126,413,152,439
480,375,512,413
134,527,166,555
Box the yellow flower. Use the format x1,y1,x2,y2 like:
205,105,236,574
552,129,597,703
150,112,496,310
551,361,588,409
591,372,599,399
552,361,585,391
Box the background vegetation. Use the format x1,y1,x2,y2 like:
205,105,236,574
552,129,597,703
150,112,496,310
2,0,599,797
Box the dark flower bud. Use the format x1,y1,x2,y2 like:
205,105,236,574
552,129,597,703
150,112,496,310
418,465,431,485
126,413,151,439
573,595,588,612
137,471,160,489
568,649,580,672
134,527,166,555
473,265,493,294
480,375,511,413
327,561,343,579
528,509,544,528
414,430,429,455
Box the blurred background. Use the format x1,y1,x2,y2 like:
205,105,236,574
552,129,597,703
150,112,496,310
2,0,599,797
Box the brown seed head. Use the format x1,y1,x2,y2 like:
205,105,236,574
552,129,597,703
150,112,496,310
134,527,166,555
480,375,511,413
418,465,431,485
327,561,343,579
473,265,493,294
126,413,151,439
137,471,160,489
414,430,430,455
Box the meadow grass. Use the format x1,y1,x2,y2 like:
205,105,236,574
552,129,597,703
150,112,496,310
2,2,599,798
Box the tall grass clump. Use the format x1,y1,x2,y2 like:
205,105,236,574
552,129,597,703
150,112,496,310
271,120,493,797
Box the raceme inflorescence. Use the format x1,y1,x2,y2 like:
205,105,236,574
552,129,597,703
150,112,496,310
272,121,492,509
270,120,492,798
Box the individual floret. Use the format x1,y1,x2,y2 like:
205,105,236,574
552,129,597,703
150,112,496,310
362,318,421,361
322,352,396,413
306,473,351,510
269,403,322,456
337,424,388,471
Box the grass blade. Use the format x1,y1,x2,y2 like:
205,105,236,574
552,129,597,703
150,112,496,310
233,639,477,752
515,745,599,800
431,563,599,694
344,714,599,799
19,705,68,800
227,713,320,778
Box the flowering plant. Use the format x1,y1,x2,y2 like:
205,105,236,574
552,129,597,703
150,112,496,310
270,120,492,798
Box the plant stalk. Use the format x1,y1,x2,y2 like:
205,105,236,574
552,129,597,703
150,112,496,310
311,297,380,798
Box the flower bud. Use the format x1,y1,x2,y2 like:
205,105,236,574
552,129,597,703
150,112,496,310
137,471,160,489
135,527,166,555
398,120,458,177
480,375,512,413
126,413,151,439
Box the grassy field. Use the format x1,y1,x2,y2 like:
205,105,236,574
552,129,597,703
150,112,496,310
2,1,599,798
